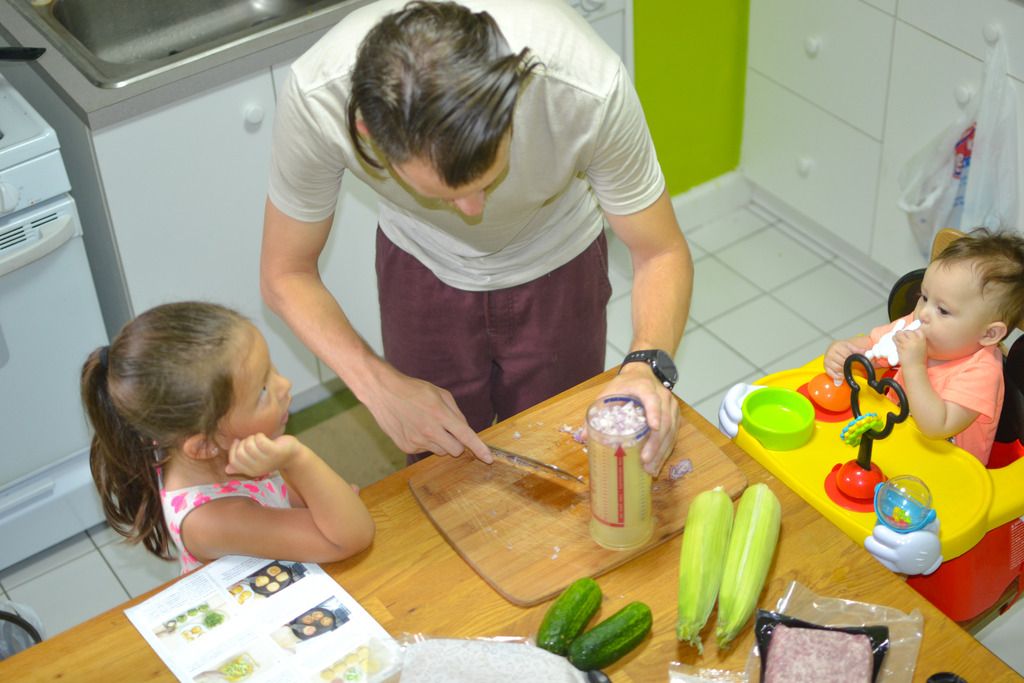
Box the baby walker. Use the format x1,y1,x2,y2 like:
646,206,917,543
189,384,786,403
733,352,1024,627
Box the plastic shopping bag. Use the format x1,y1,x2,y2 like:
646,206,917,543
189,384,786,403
962,42,1019,233
898,41,1018,256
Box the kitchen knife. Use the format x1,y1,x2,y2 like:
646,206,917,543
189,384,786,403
488,445,586,485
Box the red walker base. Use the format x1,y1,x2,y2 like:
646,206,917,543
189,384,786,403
908,517,1024,623
907,440,1024,623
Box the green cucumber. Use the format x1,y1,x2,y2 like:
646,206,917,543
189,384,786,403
536,577,602,655
567,601,652,671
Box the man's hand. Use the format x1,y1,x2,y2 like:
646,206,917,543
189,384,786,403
864,519,942,575
361,363,493,463
593,362,679,476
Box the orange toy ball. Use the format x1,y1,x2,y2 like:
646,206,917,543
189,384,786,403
808,372,851,412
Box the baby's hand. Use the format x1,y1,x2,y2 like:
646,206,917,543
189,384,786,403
866,318,921,366
824,340,864,381
893,328,927,368
225,433,302,477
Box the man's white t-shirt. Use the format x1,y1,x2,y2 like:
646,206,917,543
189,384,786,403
268,0,665,291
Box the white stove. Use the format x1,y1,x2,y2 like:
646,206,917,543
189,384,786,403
0,74,108,570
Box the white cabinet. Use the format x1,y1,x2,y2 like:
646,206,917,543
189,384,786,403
92,70,321,395
748,0,892,138
899,0,1024,82
743,71,881,245
743,0,891,251
567,0,635,80
743,0,1024,279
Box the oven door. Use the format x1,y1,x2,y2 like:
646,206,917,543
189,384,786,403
0,195,108,568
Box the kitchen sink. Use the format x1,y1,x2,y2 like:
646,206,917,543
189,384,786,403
13,0,354,88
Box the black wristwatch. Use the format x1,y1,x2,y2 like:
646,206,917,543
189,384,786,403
620,349,678,391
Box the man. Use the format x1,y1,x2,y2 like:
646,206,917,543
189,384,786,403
261,0,691,473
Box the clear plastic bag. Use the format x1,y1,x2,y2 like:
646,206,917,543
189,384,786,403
961,41,1019,235
898,40,1018,256
744,581,923,683
0,600,45,660
381,634,587,683
669,662,747,682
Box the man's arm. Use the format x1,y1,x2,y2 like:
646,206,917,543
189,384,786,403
260,199,374,387
600,190,693,474
260,198,491,461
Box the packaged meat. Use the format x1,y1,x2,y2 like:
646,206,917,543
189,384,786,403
753,610,890,683
763,624,872,683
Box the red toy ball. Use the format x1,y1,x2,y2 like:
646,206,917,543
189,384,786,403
808,372,851,412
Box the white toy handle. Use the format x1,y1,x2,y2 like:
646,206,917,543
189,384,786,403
865,319,921,366
864,519,942,576
717,383,766,439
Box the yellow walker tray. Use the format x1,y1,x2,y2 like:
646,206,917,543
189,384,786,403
735,357,1024,561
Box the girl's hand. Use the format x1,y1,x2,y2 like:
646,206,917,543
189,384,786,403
225,433,302,478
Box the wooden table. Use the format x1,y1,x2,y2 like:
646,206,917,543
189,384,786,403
2,371,1017,681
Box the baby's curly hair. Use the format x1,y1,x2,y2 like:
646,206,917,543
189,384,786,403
936,227,1024,333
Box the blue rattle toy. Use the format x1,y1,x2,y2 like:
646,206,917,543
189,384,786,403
874,475,937,533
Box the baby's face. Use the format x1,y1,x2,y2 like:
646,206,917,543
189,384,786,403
912,260,1001,361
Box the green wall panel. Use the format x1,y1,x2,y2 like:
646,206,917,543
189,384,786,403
634,0,749,195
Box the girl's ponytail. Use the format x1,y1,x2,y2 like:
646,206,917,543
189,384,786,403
82,346,172,560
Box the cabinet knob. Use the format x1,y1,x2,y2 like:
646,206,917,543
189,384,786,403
954,85,973,108
796,156,815,178
983,23,1002,45
804,36,821,58
244,105,265,127
580,0,606,11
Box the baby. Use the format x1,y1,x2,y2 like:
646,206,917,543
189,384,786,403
825,228,1024,465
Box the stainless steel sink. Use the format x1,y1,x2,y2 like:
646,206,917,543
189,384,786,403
13,0,353,88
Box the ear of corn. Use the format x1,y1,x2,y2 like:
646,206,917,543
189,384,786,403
676,486,733,653
715,483,781,650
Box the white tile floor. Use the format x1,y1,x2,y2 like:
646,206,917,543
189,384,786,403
4,198,1023,675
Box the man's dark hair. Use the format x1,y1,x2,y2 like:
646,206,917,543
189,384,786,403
347,1,539,188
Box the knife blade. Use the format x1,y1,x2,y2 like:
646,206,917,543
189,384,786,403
487,445,586,485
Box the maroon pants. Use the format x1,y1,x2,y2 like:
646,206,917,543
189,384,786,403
376,229,612,460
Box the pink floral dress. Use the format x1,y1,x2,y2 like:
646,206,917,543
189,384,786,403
160,474,290,574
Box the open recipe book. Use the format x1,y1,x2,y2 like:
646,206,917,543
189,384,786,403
125,556,398,682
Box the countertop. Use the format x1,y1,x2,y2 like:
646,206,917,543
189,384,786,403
0,0,372,130
0,370,1015,681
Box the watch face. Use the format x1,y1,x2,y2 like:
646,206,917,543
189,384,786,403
654,350,678,384
622,349,677,389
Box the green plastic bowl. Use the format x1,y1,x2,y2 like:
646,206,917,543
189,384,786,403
741,387,815,451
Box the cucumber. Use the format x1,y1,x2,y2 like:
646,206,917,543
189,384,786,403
537,577,602,655
567,601,652,671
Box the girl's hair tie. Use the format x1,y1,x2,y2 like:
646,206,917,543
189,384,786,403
98,345,110,369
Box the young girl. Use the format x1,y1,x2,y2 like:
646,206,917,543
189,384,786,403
81,301,374,574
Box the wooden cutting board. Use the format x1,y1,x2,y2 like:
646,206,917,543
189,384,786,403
408,382,748,606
